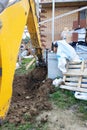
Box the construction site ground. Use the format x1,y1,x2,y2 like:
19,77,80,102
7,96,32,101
1,67,87,130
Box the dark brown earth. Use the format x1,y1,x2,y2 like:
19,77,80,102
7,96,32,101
6,67,55,124
4,67,87,130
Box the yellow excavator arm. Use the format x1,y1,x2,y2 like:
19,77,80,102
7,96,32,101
0,0,42,121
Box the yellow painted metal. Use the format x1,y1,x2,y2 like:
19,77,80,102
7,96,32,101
0,0,41,119
27,0,41,48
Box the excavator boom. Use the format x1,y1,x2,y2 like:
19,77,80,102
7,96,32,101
0,0,41,121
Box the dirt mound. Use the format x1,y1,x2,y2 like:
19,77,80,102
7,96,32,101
6,67,54,124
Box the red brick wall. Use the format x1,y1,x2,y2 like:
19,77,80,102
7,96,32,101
40,7,78,49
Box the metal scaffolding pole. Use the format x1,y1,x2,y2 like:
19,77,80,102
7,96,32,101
52,0,55,42
39,6,87,25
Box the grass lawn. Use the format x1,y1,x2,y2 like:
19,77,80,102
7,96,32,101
15,58,35,75
0,122,41,130
50,88,87,120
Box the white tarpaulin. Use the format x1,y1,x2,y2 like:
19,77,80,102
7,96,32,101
53,40,81,73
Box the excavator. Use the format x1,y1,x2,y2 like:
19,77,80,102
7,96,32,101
0,0,43,123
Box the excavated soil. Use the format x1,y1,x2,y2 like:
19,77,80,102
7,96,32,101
5,67,87,130
6,67,54,124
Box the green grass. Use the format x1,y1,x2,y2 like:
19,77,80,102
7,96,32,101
0,122,48,130
0,122,37,130
15,58,35,75
50,88,87,120
50,89,77,109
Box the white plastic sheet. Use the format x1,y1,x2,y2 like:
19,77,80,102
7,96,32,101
53,40,81,73
52,78,63,87
74,92,87,101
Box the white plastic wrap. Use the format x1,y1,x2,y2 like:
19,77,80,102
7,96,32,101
54,40,81,73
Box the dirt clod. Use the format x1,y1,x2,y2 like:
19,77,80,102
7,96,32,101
6,67,54,124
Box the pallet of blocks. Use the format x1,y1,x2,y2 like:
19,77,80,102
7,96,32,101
60,60,87,92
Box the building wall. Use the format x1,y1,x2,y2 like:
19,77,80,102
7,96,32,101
40,7,78,49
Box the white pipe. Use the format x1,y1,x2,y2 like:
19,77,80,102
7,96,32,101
39,6,87,25
52,0,55,42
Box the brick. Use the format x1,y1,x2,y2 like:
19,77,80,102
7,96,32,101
73,21,79,29
72,33,78,42
40,7,78,48
80,19,86,28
